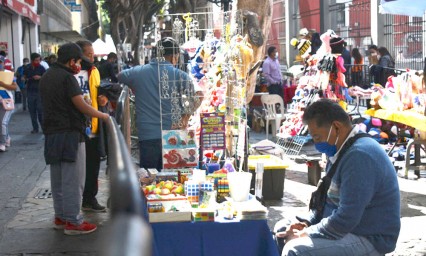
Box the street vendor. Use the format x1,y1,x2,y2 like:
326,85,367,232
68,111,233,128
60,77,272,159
274,99,400,256
118,37,202,171
262,46,284,100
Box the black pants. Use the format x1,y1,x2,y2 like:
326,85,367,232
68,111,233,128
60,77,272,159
139,139,163,171
83,136,101,204
351,71,363,87
268,83,284,100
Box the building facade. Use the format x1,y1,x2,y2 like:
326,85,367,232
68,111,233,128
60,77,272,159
39,0,88,58
0,0,39,68
0,0,90,68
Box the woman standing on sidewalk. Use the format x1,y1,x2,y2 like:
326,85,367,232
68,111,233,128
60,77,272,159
0,56,18,152
350,48,364,87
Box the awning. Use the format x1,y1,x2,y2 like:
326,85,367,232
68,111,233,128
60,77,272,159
1,0,40,25
44,31,87,43
92,35,116,56
379,0,426,17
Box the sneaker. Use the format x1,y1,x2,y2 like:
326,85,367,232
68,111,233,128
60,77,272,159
64,221,97,235
31,130,39,134
54,217,66,230
0,145,6,152
82,201,107,212
5,138,10,147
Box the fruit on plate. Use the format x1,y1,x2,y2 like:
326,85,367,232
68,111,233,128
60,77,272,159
161,188,171,195
156,181,165,189
171,185,184,195
153,188,162,195
164,181,174,190
143,180,185,196
146,185,156,192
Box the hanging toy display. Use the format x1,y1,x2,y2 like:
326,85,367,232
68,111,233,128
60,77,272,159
290,38,311,60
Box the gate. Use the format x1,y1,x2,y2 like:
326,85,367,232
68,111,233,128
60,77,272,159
328,0,372,58
383,14,425,70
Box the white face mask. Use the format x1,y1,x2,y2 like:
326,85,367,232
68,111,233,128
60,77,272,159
377,55,381,60
275,52,279,59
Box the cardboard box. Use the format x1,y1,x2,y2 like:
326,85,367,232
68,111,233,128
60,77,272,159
149,211,192,223
148,199,192,223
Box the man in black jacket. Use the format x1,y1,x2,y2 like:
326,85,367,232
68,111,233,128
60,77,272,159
40,43,109,235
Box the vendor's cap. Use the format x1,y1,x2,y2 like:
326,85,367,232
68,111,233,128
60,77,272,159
299,28,309,37
156,37,180,56
330,37,345,46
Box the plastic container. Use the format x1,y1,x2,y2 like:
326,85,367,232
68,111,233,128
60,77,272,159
227,172,252,202
255,163,264,198
248,155,288,200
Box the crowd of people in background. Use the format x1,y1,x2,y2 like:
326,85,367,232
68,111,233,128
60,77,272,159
0,41,150,234
257,28,397,105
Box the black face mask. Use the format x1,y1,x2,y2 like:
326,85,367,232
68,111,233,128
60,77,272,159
81,59,93,70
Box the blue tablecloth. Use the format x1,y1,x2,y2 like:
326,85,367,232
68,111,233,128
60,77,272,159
151,220,279,256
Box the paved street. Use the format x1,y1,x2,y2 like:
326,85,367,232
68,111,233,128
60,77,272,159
0,103,425,255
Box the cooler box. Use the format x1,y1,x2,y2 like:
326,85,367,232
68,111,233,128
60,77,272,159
248,155,288,200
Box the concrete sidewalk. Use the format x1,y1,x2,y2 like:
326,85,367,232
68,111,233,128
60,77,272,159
0,104,426,255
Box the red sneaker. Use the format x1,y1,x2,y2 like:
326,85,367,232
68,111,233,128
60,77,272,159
54,217,66,230
64,221,97,235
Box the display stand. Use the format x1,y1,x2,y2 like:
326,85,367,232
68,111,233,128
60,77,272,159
366,108,426,178
156,11,250,172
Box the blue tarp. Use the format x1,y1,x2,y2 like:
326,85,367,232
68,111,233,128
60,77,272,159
379,0,426,17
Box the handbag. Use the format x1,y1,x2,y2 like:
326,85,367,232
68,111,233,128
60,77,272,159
309,133,370,217
1,98,14,111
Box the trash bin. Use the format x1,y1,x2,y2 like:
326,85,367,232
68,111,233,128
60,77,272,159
248,155,288,200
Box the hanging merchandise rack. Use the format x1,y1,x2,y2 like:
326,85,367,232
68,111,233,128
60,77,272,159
155,10,253,171
276,92,318,160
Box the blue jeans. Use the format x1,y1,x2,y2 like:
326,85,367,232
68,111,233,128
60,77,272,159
0,106,13,145
27,92,43,132
282,233,382,256
274,219,383,256
139,139,162,171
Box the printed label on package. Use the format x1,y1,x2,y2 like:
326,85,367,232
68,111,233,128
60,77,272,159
200,112,225,150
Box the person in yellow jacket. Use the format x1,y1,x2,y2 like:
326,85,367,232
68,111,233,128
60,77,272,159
75,40,106,212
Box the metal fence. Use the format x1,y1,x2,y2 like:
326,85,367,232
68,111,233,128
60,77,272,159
115,85,131,151
383,14,425,70
343,64,372,88
103,109,151,255
328,0,372,50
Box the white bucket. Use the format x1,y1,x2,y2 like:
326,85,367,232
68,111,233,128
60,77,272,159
192,169,206,183
227,172,252,202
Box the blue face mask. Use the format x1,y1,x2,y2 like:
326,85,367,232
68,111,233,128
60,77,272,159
314,125,339,157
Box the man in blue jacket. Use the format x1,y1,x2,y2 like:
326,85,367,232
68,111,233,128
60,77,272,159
274,99,400,255
24,53,46,133
15,57,29,110
118,37,202,170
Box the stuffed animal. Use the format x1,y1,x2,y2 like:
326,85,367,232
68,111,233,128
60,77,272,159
290,38,311,59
